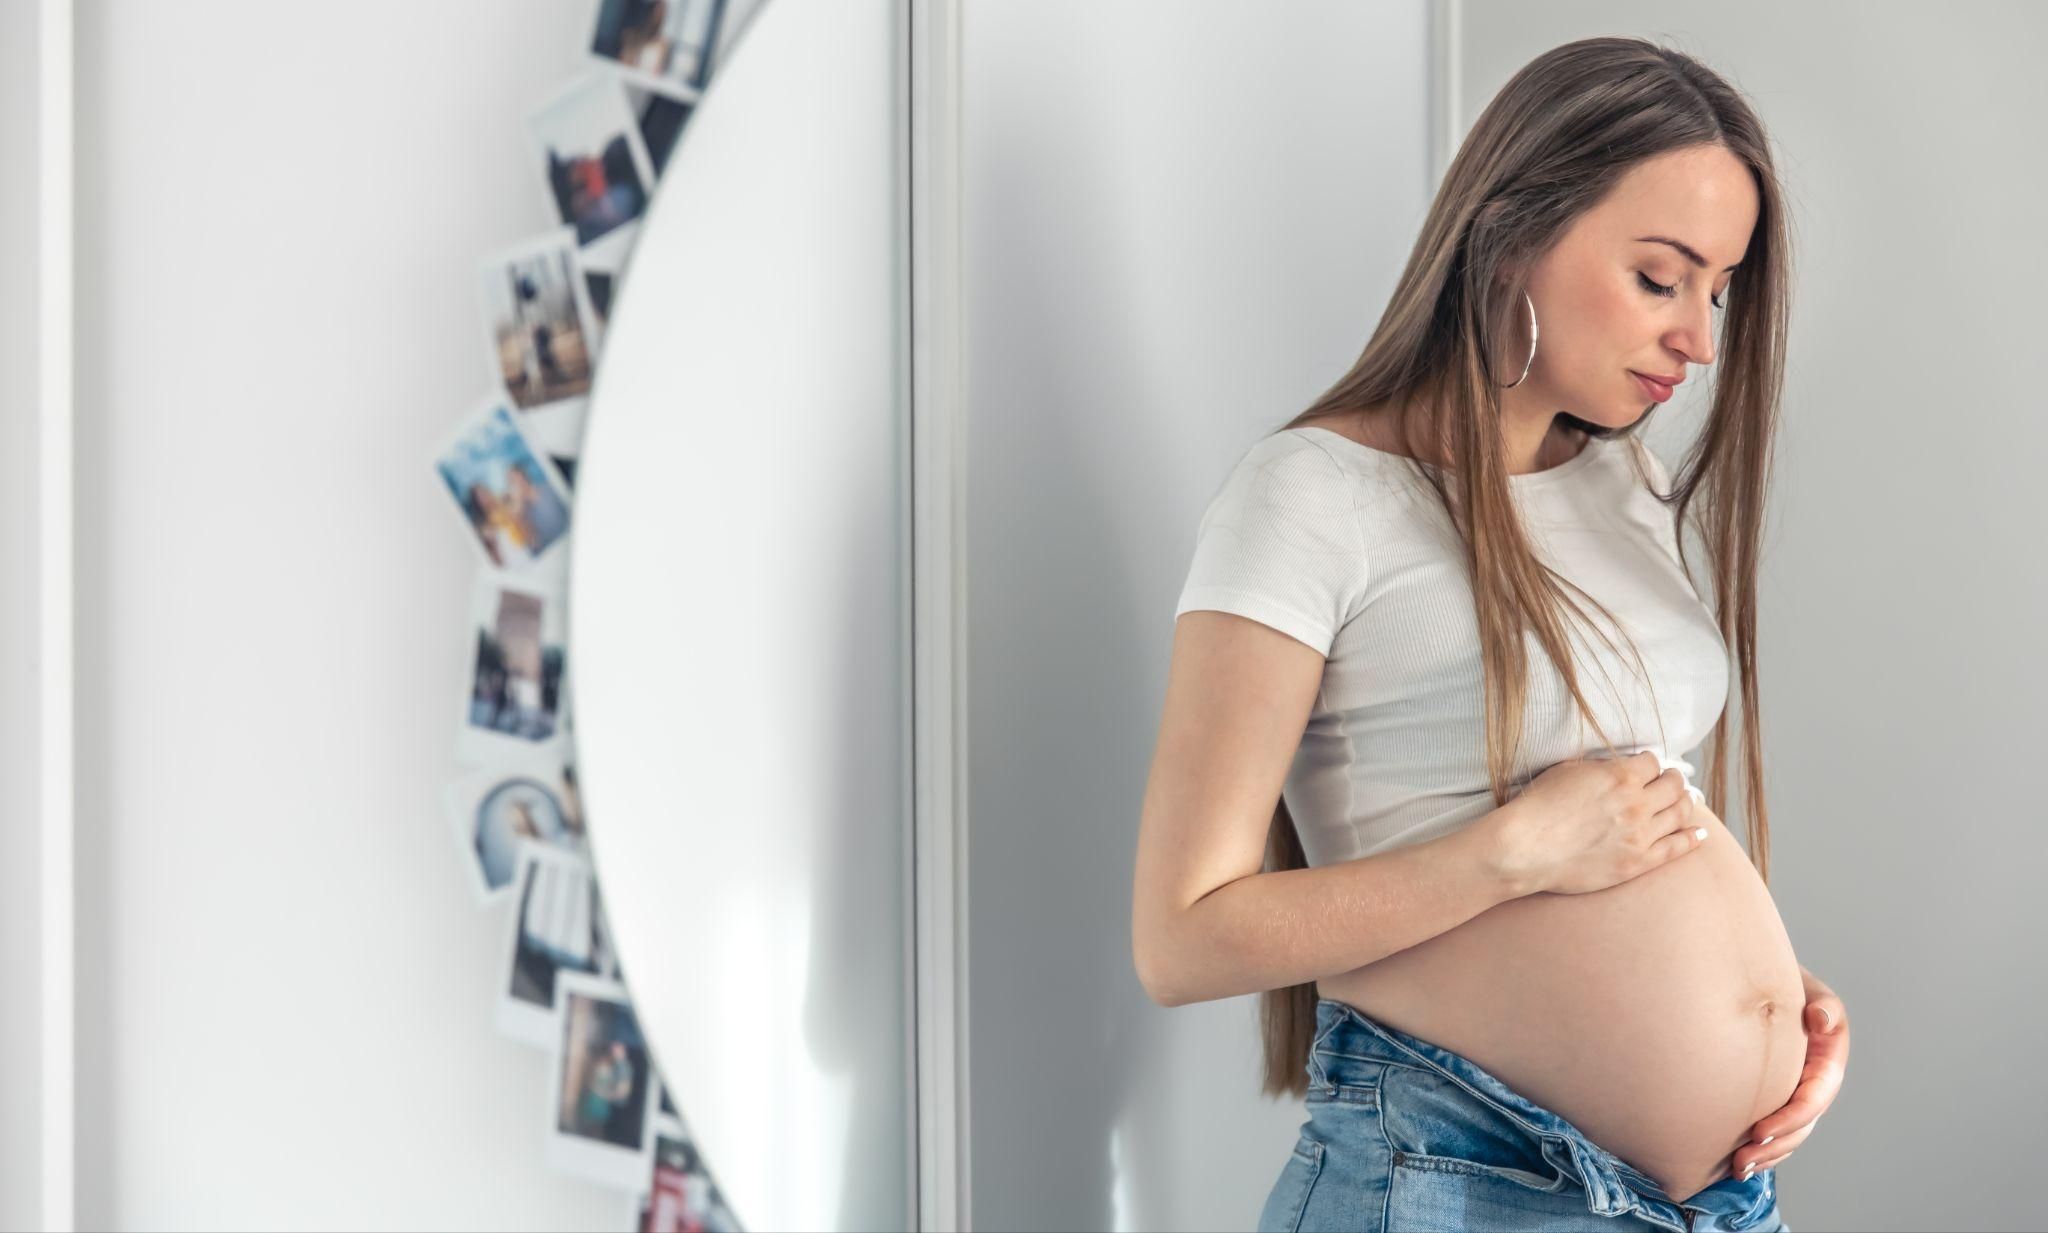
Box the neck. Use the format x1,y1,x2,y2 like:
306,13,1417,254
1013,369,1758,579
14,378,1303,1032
1499,382,1582,475
1356,395,1584,475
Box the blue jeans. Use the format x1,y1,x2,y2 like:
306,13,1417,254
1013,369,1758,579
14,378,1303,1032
1258,999,1790,1232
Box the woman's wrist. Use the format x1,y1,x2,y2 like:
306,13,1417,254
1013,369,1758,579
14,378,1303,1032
1465,798,1545,901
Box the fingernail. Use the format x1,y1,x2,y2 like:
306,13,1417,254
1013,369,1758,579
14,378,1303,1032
1758,1135,1773,1146
1822,1008,1835,1030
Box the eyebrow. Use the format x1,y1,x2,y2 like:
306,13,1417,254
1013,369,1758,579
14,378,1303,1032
1635,235,1742,272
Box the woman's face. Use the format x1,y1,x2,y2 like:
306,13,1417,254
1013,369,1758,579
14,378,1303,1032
504,466,534,510
1513,143,1759,429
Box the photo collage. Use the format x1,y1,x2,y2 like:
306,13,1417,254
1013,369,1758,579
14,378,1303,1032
428,2,744,1229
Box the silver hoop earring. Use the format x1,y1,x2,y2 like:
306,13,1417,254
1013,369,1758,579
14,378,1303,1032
1499,290,1537,388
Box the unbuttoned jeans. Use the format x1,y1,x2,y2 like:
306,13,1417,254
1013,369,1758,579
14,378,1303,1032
1258,999,1790,1232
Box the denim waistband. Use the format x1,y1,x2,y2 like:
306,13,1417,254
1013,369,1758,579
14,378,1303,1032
1309,998,1779,1230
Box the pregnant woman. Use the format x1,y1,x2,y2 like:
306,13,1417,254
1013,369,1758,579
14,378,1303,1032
1132,38,1851,1233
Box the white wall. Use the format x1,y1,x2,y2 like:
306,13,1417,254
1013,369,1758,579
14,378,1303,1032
959,4,1438,1229
67,1,749,1226
2,2,45,1229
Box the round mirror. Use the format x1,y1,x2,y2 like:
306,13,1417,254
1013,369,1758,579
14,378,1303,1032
567,0,911,1229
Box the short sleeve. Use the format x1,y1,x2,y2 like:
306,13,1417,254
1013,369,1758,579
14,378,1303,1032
1173,432,1369,655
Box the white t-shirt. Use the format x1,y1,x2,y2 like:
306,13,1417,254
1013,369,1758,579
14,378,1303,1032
1173,425,1727,867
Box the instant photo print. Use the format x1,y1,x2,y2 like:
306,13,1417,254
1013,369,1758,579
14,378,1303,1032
454,569,572,766
622,82,698,181
499,843,616,1047
530,71,658,274
639,1118,726,1233
590,0,730,97
582,267,614,327
433,397,574,574
442,754,588,904
479,226,604,458
550,972,658,1191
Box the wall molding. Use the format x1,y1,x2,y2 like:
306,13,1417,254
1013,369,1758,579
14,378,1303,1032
908,0,968,1227
1432,0,1462,187
39,0,76,1229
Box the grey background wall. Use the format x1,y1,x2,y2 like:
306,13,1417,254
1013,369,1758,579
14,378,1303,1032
960,3,1442,1229
1455,9,2043,1230
963,2,2044,1232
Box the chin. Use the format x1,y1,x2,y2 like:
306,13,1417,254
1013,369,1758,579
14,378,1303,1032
1597,401,1656,431
1559,403,1641,435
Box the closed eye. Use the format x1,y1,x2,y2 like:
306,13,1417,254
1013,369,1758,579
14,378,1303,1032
1640,272,1724,310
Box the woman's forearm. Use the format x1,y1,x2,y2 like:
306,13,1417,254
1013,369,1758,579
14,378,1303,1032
1137,803,1530,1007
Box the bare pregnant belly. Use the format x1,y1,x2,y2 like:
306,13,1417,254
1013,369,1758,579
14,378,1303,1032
1315,801,1806,1205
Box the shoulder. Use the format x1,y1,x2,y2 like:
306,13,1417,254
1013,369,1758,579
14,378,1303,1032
1177,430,1375,652
1197,426,1437,543
1243,426,1349,472
1205,429,1356,509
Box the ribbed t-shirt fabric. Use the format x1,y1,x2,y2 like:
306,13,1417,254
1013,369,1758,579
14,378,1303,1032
1173,425,1727,868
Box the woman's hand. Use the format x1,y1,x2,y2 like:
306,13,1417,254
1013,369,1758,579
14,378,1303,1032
1497,752,1708,896
1732,965,1849,1180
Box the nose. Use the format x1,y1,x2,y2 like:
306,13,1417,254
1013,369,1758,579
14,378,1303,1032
1670,292,1718,368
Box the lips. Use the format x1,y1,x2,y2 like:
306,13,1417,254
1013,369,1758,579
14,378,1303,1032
1631,371,1678,403
1632,370,1682,389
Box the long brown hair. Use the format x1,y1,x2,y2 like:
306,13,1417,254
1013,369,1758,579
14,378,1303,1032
1256,35,1791,1099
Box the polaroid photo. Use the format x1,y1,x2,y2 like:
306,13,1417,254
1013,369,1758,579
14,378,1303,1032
442,752,588,903
621,81,699,182
637,1093,740,1233
479,227,603,458
585,215,640,297
454,569,572,766
580,266,615,330
433,397,574,574
499,842,617,1046
639,1118,719,1233
550,972,658,1191
589,0,729,97
530,72,657,274
646,1080,703,1159
548,452,579,493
